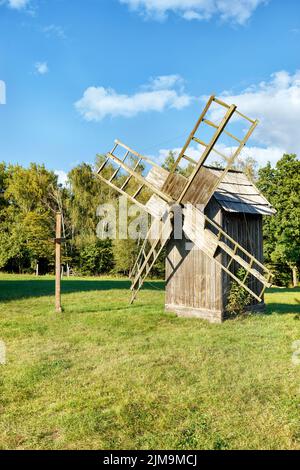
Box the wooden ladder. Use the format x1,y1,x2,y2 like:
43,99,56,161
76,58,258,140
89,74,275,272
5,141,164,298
130,212,173,304
183,206,273,302
162,95,258,206
97,140,172,215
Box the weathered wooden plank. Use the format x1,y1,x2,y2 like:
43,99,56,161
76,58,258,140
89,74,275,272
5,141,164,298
181,167,218,206
145,194,169,220
166,198,224,317
145,166,169,191
162,172,187,201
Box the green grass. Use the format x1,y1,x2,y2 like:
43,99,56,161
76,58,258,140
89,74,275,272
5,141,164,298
0,273,300,450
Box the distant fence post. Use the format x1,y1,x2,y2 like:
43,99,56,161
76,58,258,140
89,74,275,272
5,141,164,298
55,212,62,313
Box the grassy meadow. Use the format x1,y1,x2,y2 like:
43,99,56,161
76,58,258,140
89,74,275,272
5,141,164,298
0,273,300,450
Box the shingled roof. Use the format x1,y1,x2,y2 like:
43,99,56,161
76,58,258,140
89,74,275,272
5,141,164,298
206,167,276,216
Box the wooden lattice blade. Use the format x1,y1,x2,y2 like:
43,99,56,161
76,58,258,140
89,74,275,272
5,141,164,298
161,95,258,208
130,213,173,304
183,205,272,302
96,141,172,220
181,119,258,209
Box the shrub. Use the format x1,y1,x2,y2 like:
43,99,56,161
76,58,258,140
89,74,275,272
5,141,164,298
226,268,252,318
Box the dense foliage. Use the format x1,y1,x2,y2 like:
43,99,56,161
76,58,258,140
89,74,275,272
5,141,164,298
0,158,161,277
257,154,300,286
0,153,299,285
226,268,252,317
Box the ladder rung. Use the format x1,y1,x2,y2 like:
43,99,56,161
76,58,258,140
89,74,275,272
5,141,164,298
203,119,242,144
192,136,228,160
192,136,207,146
120,158,142,190
133,158,142,170
213,97,256,124
97,157,109,174
202,118,219,129
259,285,267,298
213,97,230,109
120,175,132,190
122,150,130,162
133,185,144,199
182,154,197,165
251,268,271,286
110,143,118,154
109,166,121,182
218,241,271,287
235,110,256,124
226,244,238,270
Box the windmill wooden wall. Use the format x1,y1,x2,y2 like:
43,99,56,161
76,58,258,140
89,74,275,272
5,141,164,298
221,212,264,311
165,198,265,323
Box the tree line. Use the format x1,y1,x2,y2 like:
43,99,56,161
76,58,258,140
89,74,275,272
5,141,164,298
0,153,299,286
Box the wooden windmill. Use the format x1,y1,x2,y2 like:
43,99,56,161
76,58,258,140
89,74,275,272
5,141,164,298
97,95,275,322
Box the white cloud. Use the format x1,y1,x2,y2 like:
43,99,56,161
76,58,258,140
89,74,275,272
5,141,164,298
75,75,192,121
233,145,284,166
0,80,6,105
147,74,184,90
55,170,68,187
120,0,268,25
42,24,66,39
6,0,29,9
211,70,300,157
35,62,49,75
156,143,284,169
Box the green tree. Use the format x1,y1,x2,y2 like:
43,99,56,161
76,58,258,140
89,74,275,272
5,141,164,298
257,154,300,286
78,240,113,275
5,163,57,214
0,163,8,212
162,150,194,178
0,163,59,273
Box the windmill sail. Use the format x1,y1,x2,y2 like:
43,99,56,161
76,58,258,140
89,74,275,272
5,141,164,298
97,140,171,219
183,205,273,302
161,96,258,206
130,212,173,304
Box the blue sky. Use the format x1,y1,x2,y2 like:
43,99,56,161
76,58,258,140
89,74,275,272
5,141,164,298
0,0,300,182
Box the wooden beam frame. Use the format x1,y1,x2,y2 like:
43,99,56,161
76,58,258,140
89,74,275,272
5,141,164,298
103,151,174,203
167,95,216,176
177,104,236,203
202,118,243,144
113,139,163,170
199,119,259,208
213,97,256,124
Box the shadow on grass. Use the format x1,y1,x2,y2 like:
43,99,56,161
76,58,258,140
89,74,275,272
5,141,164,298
265,287,300,315
268,287,300,294
0,278,165,302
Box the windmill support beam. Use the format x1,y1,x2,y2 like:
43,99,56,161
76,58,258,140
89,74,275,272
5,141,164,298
55,212,62,313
